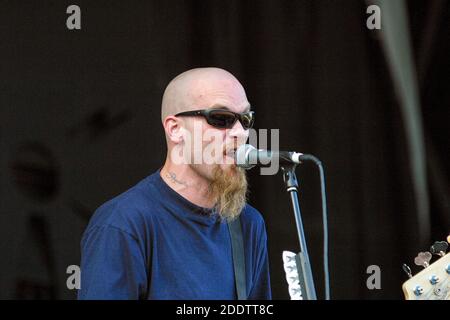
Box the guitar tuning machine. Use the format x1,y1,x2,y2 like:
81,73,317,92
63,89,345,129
402,264,412,278
414,251,432,268
429,275,439,285
446,264,450,275
414,285,424,296
430,241,448,257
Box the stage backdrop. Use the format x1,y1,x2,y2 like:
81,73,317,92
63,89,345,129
0,0,448,299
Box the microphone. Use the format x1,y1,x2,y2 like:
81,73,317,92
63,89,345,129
235,144,304,169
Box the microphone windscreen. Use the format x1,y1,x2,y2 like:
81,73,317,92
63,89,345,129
235,144,256,169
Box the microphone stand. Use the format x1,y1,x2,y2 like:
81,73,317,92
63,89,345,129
281,164,317,300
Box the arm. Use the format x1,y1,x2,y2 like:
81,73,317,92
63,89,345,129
247,222,272,300
78,225,148,299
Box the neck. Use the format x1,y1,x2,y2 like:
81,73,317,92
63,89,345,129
160,158,216,209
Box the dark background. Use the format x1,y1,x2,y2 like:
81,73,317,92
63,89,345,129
0,0,448,299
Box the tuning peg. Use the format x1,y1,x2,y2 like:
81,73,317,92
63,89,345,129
414,251,432,268
430,241,448,257
402,264,412,278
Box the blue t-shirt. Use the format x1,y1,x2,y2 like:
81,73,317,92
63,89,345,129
78,171,271,299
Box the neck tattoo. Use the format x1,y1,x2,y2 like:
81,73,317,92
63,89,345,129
166,172,189,188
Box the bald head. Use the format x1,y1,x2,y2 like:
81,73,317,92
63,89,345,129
161,67,249,123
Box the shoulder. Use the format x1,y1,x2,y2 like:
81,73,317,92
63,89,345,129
83,173,161,239
239,204,268,237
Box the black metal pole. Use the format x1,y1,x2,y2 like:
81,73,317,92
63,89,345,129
282,165,317,300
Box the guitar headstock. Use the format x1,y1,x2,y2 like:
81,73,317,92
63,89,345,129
402,237,450,300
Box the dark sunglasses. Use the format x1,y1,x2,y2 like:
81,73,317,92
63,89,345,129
175,108,255,130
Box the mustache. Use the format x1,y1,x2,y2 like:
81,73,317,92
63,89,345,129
222,142,246,162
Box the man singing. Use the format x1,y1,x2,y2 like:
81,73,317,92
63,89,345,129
78,67,272,299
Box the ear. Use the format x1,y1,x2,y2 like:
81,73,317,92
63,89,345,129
163,115,184,144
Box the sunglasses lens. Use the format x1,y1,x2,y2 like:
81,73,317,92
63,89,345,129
208,110,237,128
240,112,254,129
